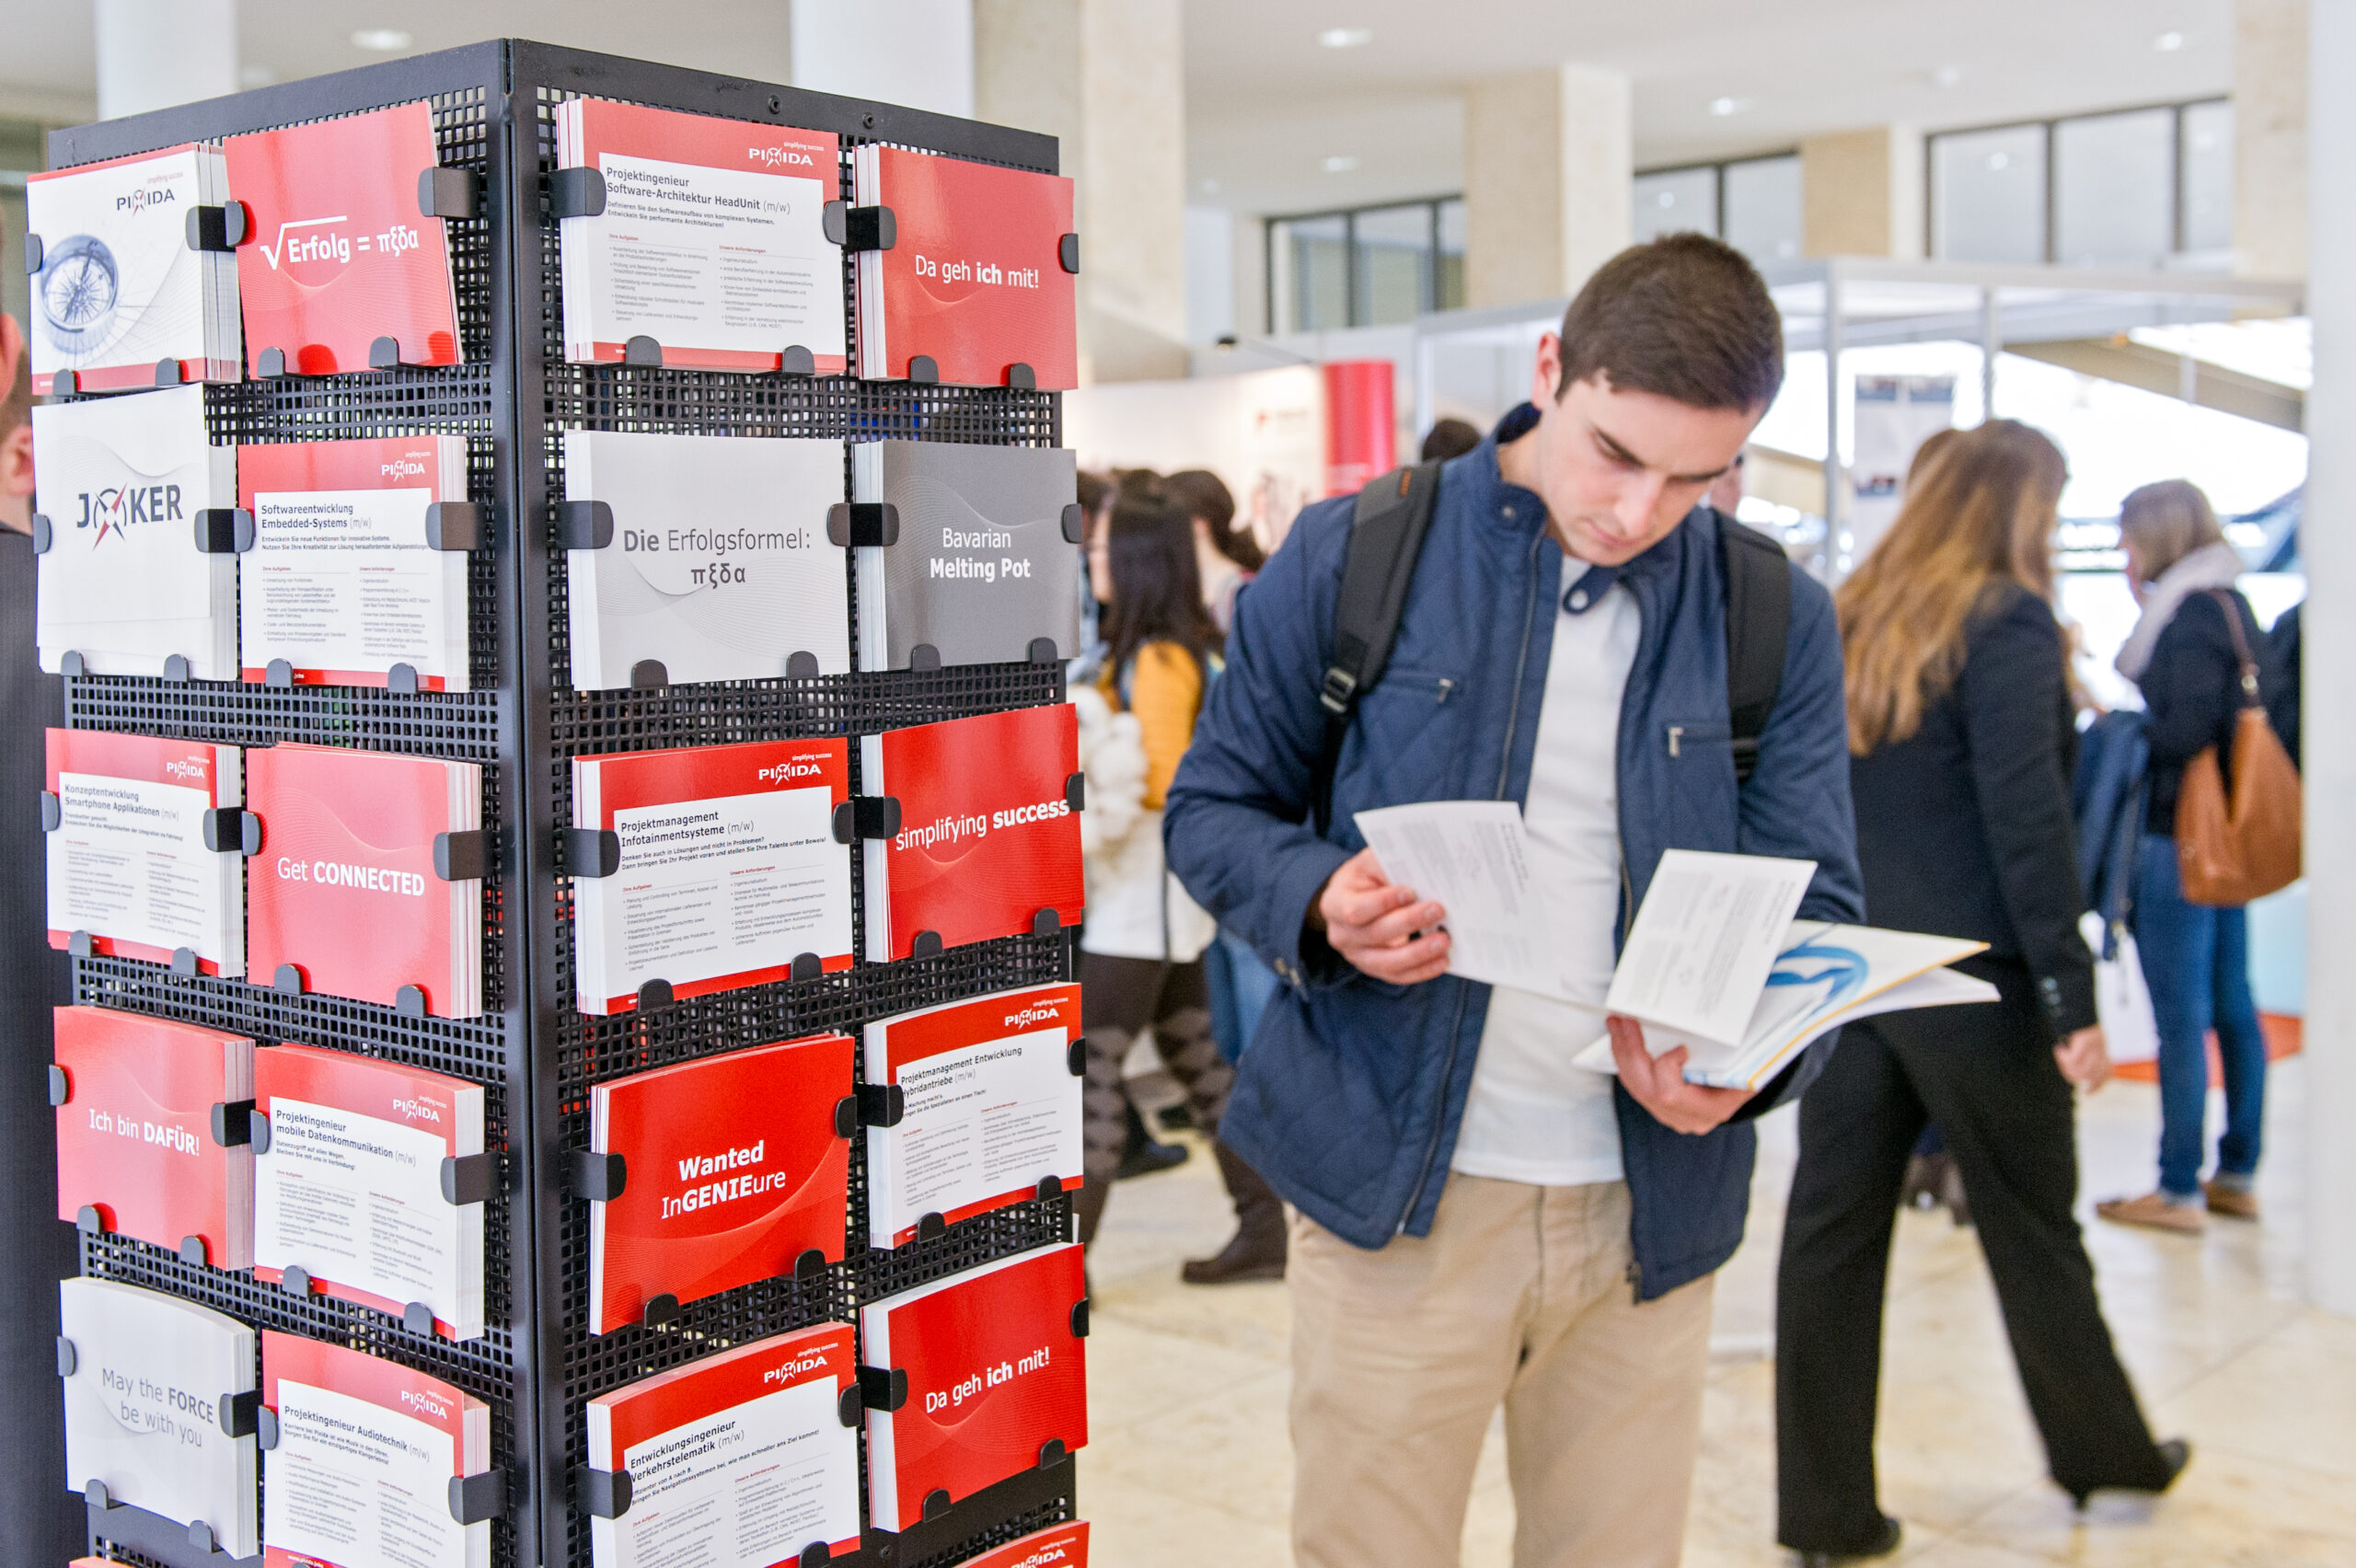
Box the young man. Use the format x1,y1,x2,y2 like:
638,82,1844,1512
1164,234,1864,1567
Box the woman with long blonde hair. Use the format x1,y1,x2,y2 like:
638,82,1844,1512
1775,421,2185,1566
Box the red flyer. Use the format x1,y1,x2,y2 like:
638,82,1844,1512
586,1324,860,1568
960,1523,1090,1568
860,705,1084,962
861,1242,1088,1531
52,1006,254,1268
45,728,245,974
572,738,853,1016
853,144,1076,389
225,101,463,374
588,1033,853,1334
247,743,484,1017
260,1331,491,1568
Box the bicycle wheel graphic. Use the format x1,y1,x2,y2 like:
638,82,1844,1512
38,234,120,357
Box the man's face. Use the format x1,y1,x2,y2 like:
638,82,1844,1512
1516,333,1761,566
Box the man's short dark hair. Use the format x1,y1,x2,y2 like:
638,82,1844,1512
1555,233,1784,412
1419,418,1482,462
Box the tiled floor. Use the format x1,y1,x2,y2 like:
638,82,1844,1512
1080,1057,2356,1565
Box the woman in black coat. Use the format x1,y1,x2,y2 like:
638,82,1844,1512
1774,422,2186,1566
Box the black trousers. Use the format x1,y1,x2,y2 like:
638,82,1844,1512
1078,953,1230,1189
1774,961,2170,1549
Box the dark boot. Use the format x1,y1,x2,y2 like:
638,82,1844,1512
1115,1097,1190,1180
1071,1175,1109,1249
1182,1144,1287,1285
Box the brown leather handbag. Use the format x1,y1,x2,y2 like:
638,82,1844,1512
2176,590,2301,905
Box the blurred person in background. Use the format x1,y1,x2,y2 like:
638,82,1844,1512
0,306,83,1563
1418,416,1482,462
1075,469,1114,666
1166,467,1264,638
2097,479,2280,1232
1775,422,2186,1565
1077,483,1288,1284
1703,447,1746,516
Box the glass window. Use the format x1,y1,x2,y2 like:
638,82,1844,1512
2181,100,2235,255
1632,167,1717,244
1353,202,1433,326
1436,198,1466,312
1723,155,1802,266
1271,214,1347,333
1932,123,2048,264
2055,109,2174,267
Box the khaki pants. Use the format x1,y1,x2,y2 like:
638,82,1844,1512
1288,1175,1715,1568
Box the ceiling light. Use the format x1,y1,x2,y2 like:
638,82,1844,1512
2154,30,2186,51
1657,190,1677,209
1932,64,1963,87
1708,97,1751,117
1987,151,2011,171
1322,155,1360,173
1318,27,1372,49
352,28,413,52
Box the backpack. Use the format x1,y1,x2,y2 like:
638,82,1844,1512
1309,461,1791,836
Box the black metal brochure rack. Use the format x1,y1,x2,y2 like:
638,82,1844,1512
52,39,1079,1568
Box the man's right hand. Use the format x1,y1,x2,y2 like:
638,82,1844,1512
1311,847,1451,985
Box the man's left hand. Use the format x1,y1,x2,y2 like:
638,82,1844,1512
1607,1015,1755,1135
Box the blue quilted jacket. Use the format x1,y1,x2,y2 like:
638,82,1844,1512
1162,417,1865,1299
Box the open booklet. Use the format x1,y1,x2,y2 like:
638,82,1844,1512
1354,808,1996,1091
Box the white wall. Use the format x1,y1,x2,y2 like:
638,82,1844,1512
790,0,975,120
1184,204,1235,345
95,0,237,121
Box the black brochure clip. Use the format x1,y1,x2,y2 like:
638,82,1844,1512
825,502,900,548
162,653,193,684
1028,637,1061,664
185,202,246,253
916,1212,947,1240
56,1335,75,1377
47,1064,69,1106
210,1100,255,1148
548,167,606,220
23,233,41,273
568,827,622,878
858,1366,907,1412
155,358,185,386
202,808,261,856
799,1543,830,1568
793,1247,827,1280
569,1148,628,1202
387,663,422,695
179,1234,210,1267
907,644,942,672
442,1152,495,1205
910,930,944,959
1039,1437,1068,1469
170,947,200,975
1065,1038,1085,1076
822,202,895,251
425,502,483,551
403,1302,439,1336
1061,502,1085,545
218,1389,261,1438
558,499,616,549
265,659,296,686
790,951,823,982
785,653,819,686
1032,908,1064,937
193,509,256,554
75,1205,104,1235
833,1095,860,1137
273,963,307,996
1034,1174,1064,1203
1065,772,1086,812
58,651,86,678
921,1488,953,1522
837,1383,863,1427
67,929,95,958
395,986,430,1017
1059,233,1080,274
29,513,51,553
250,1111,273,1155
623,336,664,367
630,660,670,690
448,1470,508,1526
858,1082,906,1129
85,1479,118,1512
257,347,295,378
279,1265,314,1297
574,1466,632,1520
433,830,489,882
637,977,674,1010
1006,363,1036,391
257,1407,281,1450
642,1292,680,1328
369,336,408,369
1069,1298,1090,1338
40,791,60,832
907,354,940,385
419,167,480,221
831,795,902,844
779,345,816,377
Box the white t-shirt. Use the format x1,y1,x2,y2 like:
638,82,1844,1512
1449,560,1638,1188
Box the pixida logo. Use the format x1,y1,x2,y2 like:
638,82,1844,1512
390,1097,444,1124
745,144,817,168
756,760,823,785
75,480,185,544
1002,1003,1062,1031
115,184,180,215
398,1388,452,1419
379,457,428,480
760,1351,834,1386
162,759,208,781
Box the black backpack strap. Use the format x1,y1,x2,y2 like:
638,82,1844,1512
1311,461,1445,835
1719,513,1791,785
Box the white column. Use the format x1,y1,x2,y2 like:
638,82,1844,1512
1462,63,1630,308
1799,125,1923,259
2237,0,2310,278
789,0,975,120
96,0,237,121
2304,0,2354,1318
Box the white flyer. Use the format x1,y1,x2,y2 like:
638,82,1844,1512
1601,848,1817,1044
48,769,238,967
595,1378,858,1568
245,487,468,683
1353,801,1590,1003
885,1026,1078,1239
266,1378,468,1568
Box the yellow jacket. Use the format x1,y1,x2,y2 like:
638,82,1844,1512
1096,640,1202,810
